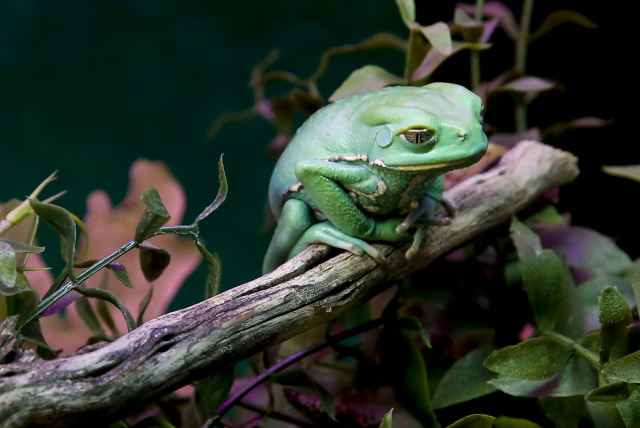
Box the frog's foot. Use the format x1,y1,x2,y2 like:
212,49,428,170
405,226,426,260
288,221,386,265
396,196,456,234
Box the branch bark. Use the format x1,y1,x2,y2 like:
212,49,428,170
0,141,579,427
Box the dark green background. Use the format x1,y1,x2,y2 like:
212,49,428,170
1,1,635,310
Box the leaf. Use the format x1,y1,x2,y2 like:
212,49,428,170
394,0,415,28
41,290,82,316
75,296,107,339
432,348,497,409
138,242,171,282
0,239,44,254
617,389,640,427
586,382,633,403
510,218,585,338
69,211,90,255
420,22,452,55
377,324,438,426
446,414,495,428
379,408,394,428
538,396,590,427
542,117,613,139
136,286,153,326
195,238,221,299
0,199,40,267
535,224,632,280
196,365,235,418
578,275,635,331
75,287,136,332
195,155,228,224
0,243,18,294
602,165,640,183
106,263,134,288
494,417,542,428
488,351,598,397
530,10,597,40
134,188,171,243
484,337,571,380
28,198,77,281
270,370,336,421
329,65,403,102
603,350,640,383
499,77,555,93
600,286,633,363
412,41,490,81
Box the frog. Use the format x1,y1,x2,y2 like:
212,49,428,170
262,82,488,274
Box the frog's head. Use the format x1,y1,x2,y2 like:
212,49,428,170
362,82,488,172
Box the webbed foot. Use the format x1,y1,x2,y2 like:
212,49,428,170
288,221,386,265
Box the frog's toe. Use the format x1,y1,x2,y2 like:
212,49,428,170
405,226,426,260
288,222,385,265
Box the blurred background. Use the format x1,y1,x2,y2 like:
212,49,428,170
1,0,635,311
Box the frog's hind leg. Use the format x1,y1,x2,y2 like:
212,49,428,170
263,199,315,274
288,221,385,265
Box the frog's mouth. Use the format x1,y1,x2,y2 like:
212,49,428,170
390,154,482,172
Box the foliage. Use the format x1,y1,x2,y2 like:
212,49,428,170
2,0,639,427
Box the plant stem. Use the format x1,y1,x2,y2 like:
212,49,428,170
216,317,385,418
470,0,485,89
18,240,138,330
514,0,534,132
543,330,601,370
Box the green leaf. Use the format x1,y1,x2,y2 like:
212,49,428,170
394,0,415,27
69,211,90,255
578,275,635,331
195,238,222,299
0,238,44,254
28,198,77,281
377,324,438,427
446,414,494,428
488,351,598,397
0,199,40,267
432,348,497,409
494,417,542,428
510,217,585,339
75,296,107,338
379,408,394,428
329,65,403,102
136,286,153,326
600,286,633,363
484,337,571,380
76,287,136,332
617,389,640,427
524,205,566,226
602,165,640,183
538,396,590,427
97,299,119,336
530,10,597,40
420,22,453,55
602,350,640,383
195,155,228,224
196,365,235,418
0,242,18,294
134,188,171,243
138,242,171,282
106,263,134,288
586,382,633,403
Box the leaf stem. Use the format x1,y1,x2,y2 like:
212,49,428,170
543,330,601,370
216,317,385,418
514,0,534,132
17,240,138,330
470,0,485,89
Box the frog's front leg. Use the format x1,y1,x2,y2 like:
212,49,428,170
295,159,409,242
262,198,314,274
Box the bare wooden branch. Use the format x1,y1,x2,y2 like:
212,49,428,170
0,141,579,427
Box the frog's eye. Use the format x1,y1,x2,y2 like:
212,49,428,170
400,128,436,145
479,105,486,123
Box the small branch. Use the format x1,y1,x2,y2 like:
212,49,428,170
217,317,384,418
514,0,534,132
0,141,579,427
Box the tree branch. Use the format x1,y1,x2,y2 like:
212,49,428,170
0,141,579,427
